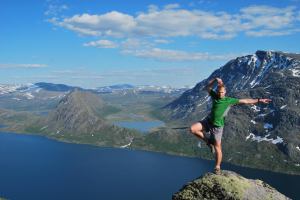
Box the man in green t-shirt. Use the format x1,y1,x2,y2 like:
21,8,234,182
190,77,271,174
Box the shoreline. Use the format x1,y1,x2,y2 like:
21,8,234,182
0,130,300,176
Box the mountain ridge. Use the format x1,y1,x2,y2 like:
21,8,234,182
155,50,300,174
27,90,141,147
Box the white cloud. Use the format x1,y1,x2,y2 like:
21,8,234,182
164,4,180,10
52,70,76,74
121,38,154,50
50,5,300,40
83,40,118,48
240,6,297,30
122,48,238,61
0,64,47,69
69,75,104,80
154,39,171,44
57,11,136,37
246,28,300,37
47,4,300,61
44,4,68,16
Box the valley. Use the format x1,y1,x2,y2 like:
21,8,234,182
1,50,300,175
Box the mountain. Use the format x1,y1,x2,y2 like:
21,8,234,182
27,89,141,147
131,127,200,156
34,82,82,92
0,82,187,112
173,170,290,200
159,50,300,174
0,108,39,132
0,83,68,112
163,50,300,120
0,82,80,95
96,84,190,95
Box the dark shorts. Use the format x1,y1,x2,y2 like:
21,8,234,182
199,117,224,143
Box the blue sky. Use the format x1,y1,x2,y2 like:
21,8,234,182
1,0,300,88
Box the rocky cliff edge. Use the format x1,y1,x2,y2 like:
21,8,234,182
173,170,290,200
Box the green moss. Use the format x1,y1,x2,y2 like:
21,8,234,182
202,173,251,199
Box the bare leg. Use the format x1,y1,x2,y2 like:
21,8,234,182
214,141,222,169
190,122,208,143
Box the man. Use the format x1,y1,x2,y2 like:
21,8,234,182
190,77,271,174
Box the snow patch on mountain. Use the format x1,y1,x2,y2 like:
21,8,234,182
40,126,48,130
250,105,261,112
0,84,22,94
24,92,34,99
290,69,300,77
280,105,287,109
120,137,134,148
246,133,283,144
264,123,273,129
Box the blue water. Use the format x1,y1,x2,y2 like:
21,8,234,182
0,132,299,200
114,120,164,133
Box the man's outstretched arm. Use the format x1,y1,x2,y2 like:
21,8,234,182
239,98,272,104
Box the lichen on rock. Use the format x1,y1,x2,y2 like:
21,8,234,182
173,170,290,200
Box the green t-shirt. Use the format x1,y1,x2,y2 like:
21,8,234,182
209,90,239,127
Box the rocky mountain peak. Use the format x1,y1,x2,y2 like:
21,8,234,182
163,50,300,120
31,89,140,147
161,50,300,174
173,170,290,200
59,89,105,113
217,50,299,91
46,90,107,134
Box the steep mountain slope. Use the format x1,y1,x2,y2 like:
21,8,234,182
159,50,300,174
163,50,300,120
27,90,141,147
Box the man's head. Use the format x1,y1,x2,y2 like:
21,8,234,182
217,84,226,98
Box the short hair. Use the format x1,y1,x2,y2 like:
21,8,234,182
218,84,226,91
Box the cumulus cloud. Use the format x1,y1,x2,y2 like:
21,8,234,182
83,40,118,48
0,64,47,69
56,11,136,37
50,4,300,39
240,6,297,31
48,4,300,61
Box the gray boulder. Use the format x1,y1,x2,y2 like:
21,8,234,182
173,170,290,200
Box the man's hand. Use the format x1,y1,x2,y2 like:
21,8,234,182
216,78,223,86
259,98,272,103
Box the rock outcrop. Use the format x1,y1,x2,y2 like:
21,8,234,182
173,170,290,200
